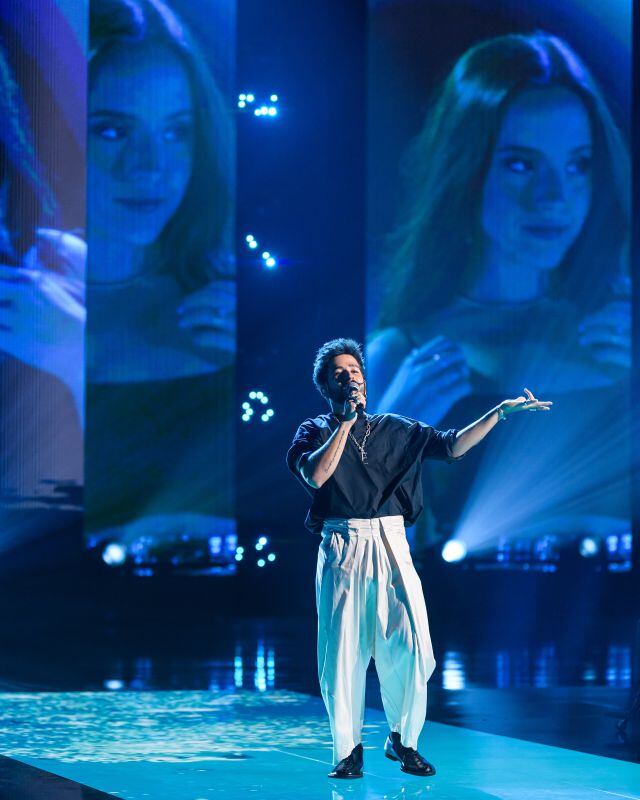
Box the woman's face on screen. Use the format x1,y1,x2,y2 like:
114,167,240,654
88,43,195,247
480,86,592,272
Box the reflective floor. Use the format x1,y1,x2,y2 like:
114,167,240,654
1,689,639,800
0,616,637,798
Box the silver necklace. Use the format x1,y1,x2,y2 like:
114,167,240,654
348,415,371,464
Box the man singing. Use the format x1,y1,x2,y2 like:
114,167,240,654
286,338,552,779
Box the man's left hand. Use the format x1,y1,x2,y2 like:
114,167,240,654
501,387,553,417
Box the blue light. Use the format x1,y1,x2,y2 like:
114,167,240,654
257,559,266,568
239,93,247,101
266,408,274,417
265,257,277,268
246,93,255,103
267,553,276,562
258,536,268,546
260,396,268,404
242,402,250,410
270,94,278,102
226,534,237,550
235,553,243,562
236,546,244,554
260,105,268,115
241,414,251,422
255,542,264,551
237,100,246,108
209,535,222,555
102,542,127,566
249,240,258,249
579,537,599,557
249,391,257,399
261,252,270,260
254,108,263,117
261,414,269,422
442,540,467,563
245,234,255,243
104,679,124,691
268,107,278,117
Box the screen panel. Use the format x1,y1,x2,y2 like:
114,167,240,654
367,0,632,568
84,0,236,574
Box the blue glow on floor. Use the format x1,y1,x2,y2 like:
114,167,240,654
0,690,637,799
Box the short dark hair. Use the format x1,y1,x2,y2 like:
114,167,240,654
312,338,365,396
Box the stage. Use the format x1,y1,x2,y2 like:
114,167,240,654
0,687,636,799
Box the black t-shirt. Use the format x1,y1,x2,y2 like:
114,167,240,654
286,412,462,533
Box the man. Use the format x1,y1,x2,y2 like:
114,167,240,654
286,338,552,779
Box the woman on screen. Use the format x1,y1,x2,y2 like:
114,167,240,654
367,32,630,551
86,0,235,558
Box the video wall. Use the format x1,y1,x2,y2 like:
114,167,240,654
366,0,632,559
0,0,236,573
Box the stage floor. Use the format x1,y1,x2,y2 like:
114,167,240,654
0,689,638,800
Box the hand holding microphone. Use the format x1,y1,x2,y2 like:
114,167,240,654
337,372,366,422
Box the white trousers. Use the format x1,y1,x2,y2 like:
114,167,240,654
315,515,436,763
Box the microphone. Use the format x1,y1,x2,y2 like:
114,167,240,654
347,379,365,416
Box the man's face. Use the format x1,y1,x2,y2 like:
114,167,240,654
324,354,366,405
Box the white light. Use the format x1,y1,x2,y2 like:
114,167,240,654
254,108,263,117
245,234,254,242
239,93,247,101
249,391,257,399
255,542,264,551
266,409,274,417
258,536,268,546
265,257,276,268
236,546,244,554
260,396,268,404
256,391,264,399
104,679,124,691
235,553,243,562
237,100,246,108
249,240,258,249
257,559,266,568
246,93,255,103
102,542,127,566
270,94,278,102
268,107,277,117
242,414,250,422
442,540,467,563
261,252,270,260
260,105,268,114
579,537,599,557
247,407,254,415
267,553,276,562
261,414,269,422
242,402,250,410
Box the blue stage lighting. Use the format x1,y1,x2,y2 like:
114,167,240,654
265,257,277,268
257,558,266,568
209,535,222,555
104,679,124,691
270,94,278,102
249,240,258,249
579,537,599,557
268,107,278,117
236,546,244,554
242,391,274,423
246,93,255,103
258,536,268,546
237,100,246,108
102,542,127,566
235,553,243,562
442,540,467,563
267,553,276,562
245,234,255,243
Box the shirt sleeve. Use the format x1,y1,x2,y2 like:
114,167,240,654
286,419,324,482
410,420,464,463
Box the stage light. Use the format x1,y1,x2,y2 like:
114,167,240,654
265,257,277,268
237,100,246,108
579,536,599,557
209,535,222,555
249,240,258,249
257,558,266,567
442,539,467,563
258,536,268,546
267,553,276,562
268,107,278,117
270,94,278,102
102,542,127,566
104,679,124,691
245,234,255,243
246,93,255,103
235,553,243,562
606,535,618,554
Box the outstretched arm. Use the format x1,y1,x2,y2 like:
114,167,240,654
450,388,552,458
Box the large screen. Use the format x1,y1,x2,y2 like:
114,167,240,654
84,0,237,574
0,0,86,567
367,0,631,565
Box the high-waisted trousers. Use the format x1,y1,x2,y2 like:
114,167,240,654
315,515,436,763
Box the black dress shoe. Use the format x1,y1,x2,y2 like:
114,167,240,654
327,743,364,779
384,732,436,777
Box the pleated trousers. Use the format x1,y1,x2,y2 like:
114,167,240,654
315,514,436,763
